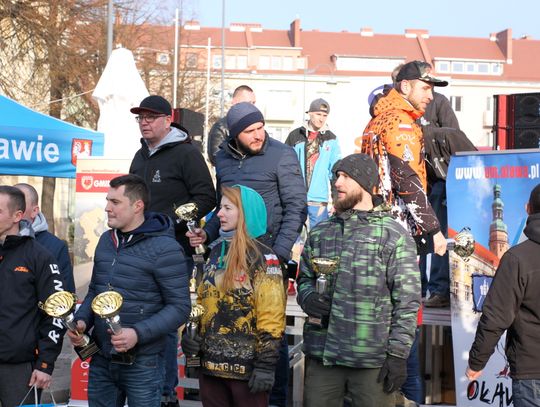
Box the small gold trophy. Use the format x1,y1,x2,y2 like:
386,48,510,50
185,304,205,368
309,257,339,328
175,202,206,263
39,291,100,360
92,290,133,364
91,290,124,335
449,227,475,261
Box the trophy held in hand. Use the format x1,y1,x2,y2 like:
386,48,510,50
175,202,206,264
309,257,339,328
448,227,475,261
185,304,205,368
91,291,133,365
39,291,100,360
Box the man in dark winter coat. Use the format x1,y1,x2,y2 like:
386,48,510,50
14,183,75,293
130,95,215,406
68,175,191,407
187,102,306,407
467,183,540,407
0,186,66,407
129,95,216,256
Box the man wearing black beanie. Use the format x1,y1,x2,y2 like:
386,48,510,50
297,153,420,407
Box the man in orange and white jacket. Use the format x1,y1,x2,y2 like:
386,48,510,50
361,60,447,257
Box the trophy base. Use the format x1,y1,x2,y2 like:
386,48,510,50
307,315,328,329
111,351,135,365
75,341,100,361
186,356,201,368
192,254,205,264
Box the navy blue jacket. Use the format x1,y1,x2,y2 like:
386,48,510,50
207,134,307,261
76,213,191,357
36,232,75,293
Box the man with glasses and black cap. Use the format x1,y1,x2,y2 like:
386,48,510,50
361,60,448,258
129,95,215,407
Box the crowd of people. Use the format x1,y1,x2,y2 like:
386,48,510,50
0,59,538,407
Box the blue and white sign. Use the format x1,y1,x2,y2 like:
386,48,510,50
0,95,104,178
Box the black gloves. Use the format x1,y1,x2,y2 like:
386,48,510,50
248,368,275,393
302,292,331,317
181,334,202,356
377,355,408,394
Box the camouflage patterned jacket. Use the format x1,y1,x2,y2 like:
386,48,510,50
297,209,420,368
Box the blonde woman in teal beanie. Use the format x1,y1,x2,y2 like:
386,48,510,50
181,185,286,407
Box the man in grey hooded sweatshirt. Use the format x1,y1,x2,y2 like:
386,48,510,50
129,95,215,407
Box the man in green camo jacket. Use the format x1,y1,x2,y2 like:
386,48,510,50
297,153,421,407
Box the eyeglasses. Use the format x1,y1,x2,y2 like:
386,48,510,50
135,114,166,123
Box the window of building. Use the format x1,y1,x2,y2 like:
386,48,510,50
259,55,270,70
450,96,463,112
436,61,450,73
185,53,198,68
283,56,293,71
225,55,236,69
465,62,475,73
492,63,502,74
212,55,222,69
478,63,490,74
296,57,306,70
271,56,282,70
237,55,248,69
452,61,464,73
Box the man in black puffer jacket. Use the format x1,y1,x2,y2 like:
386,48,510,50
467,183,540,407
69,175,191,407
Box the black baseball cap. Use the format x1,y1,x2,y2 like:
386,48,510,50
130,95,172,115
396,61,448,87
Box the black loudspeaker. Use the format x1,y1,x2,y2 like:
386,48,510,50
172,108,205,152
514,128,540,149
514,93,540,127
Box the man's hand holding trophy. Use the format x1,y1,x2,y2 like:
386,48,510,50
91,290,135,364
39,291,100,361
304,257,339,328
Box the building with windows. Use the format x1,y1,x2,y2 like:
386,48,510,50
138,19,540,155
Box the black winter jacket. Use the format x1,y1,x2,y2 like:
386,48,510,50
469,213,540,379
0,227,66,374
130,137,216,255
206,134,307,261
75,213,191,358
207,117,228,166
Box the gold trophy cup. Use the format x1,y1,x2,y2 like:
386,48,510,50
91,291,124,335
39,291,100,360
92,290,133,364
185,304,205,368
448,227,475,261
175,202,206,263
309,257,339,328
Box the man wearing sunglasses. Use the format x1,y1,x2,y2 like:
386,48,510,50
130,95,215,407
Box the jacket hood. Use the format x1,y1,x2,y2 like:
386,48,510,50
143,126,189,155
129,212,175,237
524,213,540,244
372,88,424,121
235,185,267,238
18,219,35,238
32,212,49,234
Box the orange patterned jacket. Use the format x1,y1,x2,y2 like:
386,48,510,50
361,88,440,236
